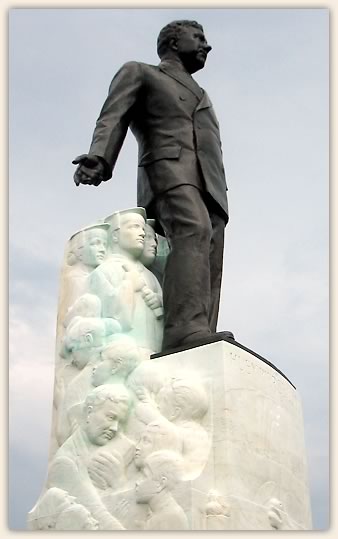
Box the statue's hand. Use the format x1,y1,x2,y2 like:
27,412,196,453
142,288,162,309
88,450,124,490
122,264,146,292
72,154,107,186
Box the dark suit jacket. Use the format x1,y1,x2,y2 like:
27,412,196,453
89,60,229,223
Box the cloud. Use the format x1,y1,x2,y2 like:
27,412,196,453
9,305,56,451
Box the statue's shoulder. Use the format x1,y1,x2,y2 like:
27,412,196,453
120,60,159,75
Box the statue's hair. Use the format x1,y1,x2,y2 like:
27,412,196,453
100,335,140,377
85,384,130,421
67,224,108,266
63,294,101,328
157,20,203,59
27,487,75,529
169,377,209,420
144,420,182,453
144,449,184,490
55,503,97,530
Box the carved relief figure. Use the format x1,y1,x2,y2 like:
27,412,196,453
91,335,141,387
47,385,134,530
27,487,76,530
204,489,231,530
54,503,99,530
29,489,99,531
135,450,189,530
56,293,106,386
135,375,211,479
125,360,166,439
89,208,163,355
139,219,168,286
133,420,183,476
56,335,138,446
59,224,109,321
139,220,158,268
60,307,121,369
55,296,123,446
67,223,108,273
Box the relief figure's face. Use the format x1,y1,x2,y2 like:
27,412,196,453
86,398,127,446
157,385,176,420
135,464,159,504
115,214,146,257
134,430,156,469
81,229,107,267
140,225,157,266
91,358,118,386
71,348,93,370
75,506,99,530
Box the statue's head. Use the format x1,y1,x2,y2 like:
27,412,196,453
91,335,140,386
134,419,182,470
157,376,209,422
55,504,99,530
84,384,130,446
67,223,109,268
61,317,106,369
157,20,212,74
135,450,184,504
105,207,146,259
139,220,158,267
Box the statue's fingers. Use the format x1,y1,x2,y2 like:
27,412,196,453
88,468,105,485
72,154,88,165
92,455,111,467
92,177,103,186
74,174,81,186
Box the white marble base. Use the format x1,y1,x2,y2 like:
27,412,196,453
150,340,313,530
29,338,312,530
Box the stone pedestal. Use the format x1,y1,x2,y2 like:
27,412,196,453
27,209,312,530
28,338,312,530
152,340,312,530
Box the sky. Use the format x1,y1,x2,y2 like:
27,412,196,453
8,7,329,531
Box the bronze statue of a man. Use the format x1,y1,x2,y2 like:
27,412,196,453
73,20,233,353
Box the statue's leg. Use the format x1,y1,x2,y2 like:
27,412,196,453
154,185,213,351
208,207,226,333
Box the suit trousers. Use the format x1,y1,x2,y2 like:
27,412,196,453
153,185,226,350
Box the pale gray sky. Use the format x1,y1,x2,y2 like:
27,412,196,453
9,7,328,530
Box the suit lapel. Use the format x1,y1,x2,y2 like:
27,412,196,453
159,62,203,100
195,91,212,111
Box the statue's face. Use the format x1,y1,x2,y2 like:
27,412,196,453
176,26,212,74
135,464,159,504
157,385,176,420
81,229,107,267
91,358,119,386
71,347,93,370
74,506,99,530
55,505,99,531
37,516,56,530
116,214,145,257
134,429,156,469
86,398,127,446
140,225,158,266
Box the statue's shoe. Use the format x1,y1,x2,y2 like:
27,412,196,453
152,331,235,358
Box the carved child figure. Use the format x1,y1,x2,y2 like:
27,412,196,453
59,223,110,321
135,375,211,479
135,450,189,530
